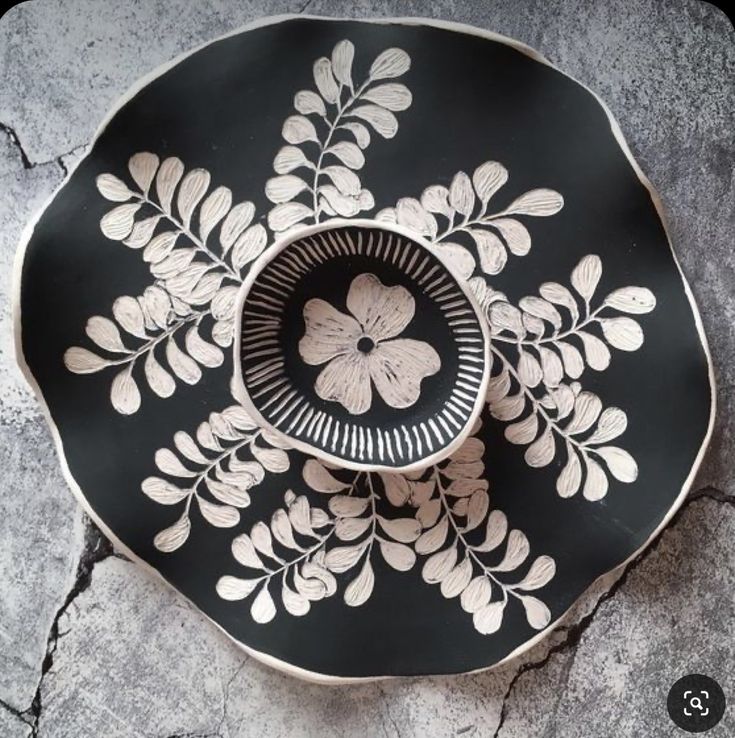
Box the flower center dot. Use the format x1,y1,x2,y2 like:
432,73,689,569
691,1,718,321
357,336,375,354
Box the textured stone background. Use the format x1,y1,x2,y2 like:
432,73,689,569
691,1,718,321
1,1,733,736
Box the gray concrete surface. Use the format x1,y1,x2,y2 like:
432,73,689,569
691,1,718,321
1,1,733,736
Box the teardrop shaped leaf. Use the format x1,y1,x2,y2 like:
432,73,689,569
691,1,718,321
313,57,339,103
265,175,309,204
294,90,326,116
124,215,161,249
96,173,133,202
331,40,355,87
519,595,551,630
153,514,190,552
422,544,458,584
472,161,508,204
362,82,412,111
475,510,508,552
250,585,276,623
100,204,140,240
141,477,188,505
251,443,290,473
216,576,259,601
415,516,449,555
461,576,492,613
379,540,416,572
165,337,201,385
128,152,159,195
599,317,644,351
440,556,473,599
349,104,398,138
594,446,638,483
585,407,627,445
582,455,609,500
155,157,184,214
344,560,374,607
503,188,564,217
64,347,111,374
220,201,255,252
556,448,582,498
603,286,656,314
270,508,301,550
324,544,365,574
515,555,556,591
369,48,411,79
282,115,318,145
144,350,176,398
143,231,180,264
435,241,476,280
571,255,602,301
473,601,505,634
268,202,313,232
328,495,369,518
524,428,555,467
110,368,141,414
492,529,530,572
177,168,210,228
449,171,475,217
326,140,365,169
282,581,310,616
303,460,349,492
185,327,224,368
377,516,421,543
199,186,232,242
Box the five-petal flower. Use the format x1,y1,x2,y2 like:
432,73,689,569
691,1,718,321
299,273,441,414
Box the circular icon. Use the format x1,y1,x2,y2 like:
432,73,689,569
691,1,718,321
667,674,726,733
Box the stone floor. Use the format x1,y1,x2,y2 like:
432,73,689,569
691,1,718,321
0,1,733,736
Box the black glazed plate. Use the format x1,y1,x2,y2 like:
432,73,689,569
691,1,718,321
14,15,714,680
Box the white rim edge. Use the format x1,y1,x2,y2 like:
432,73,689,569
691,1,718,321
11,13,716,684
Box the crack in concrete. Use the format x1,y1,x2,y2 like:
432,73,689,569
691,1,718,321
3,487,729,735
1,120,86,176
377,682,403,738
491,487,732,737
4,518,123,736
215,659,248,738
0,121,33,169
0,695,33,730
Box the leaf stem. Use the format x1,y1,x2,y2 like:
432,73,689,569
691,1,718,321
434,201,502,242
491,305,605,346
132,192,240,280
104,310,205,368
433,468,516,605
490,344,586,458
364,472,379,560
311,77,372,221
252,526,337,586
183,431,261,514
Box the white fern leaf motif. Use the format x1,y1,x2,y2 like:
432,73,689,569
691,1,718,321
61,35,660,640
266,41,412,233
65,153,268,413
142,404,290,551
216,464,424,621
217,431,556,634
485,254,656,499
376,160,564,279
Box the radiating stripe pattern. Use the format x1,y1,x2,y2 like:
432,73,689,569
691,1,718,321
239,225,487,469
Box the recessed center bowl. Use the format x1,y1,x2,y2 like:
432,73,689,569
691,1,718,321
232,219,490,472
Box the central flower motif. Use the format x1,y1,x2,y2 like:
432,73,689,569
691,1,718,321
299,273,441,415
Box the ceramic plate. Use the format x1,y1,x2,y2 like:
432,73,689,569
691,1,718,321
14,15,714,681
